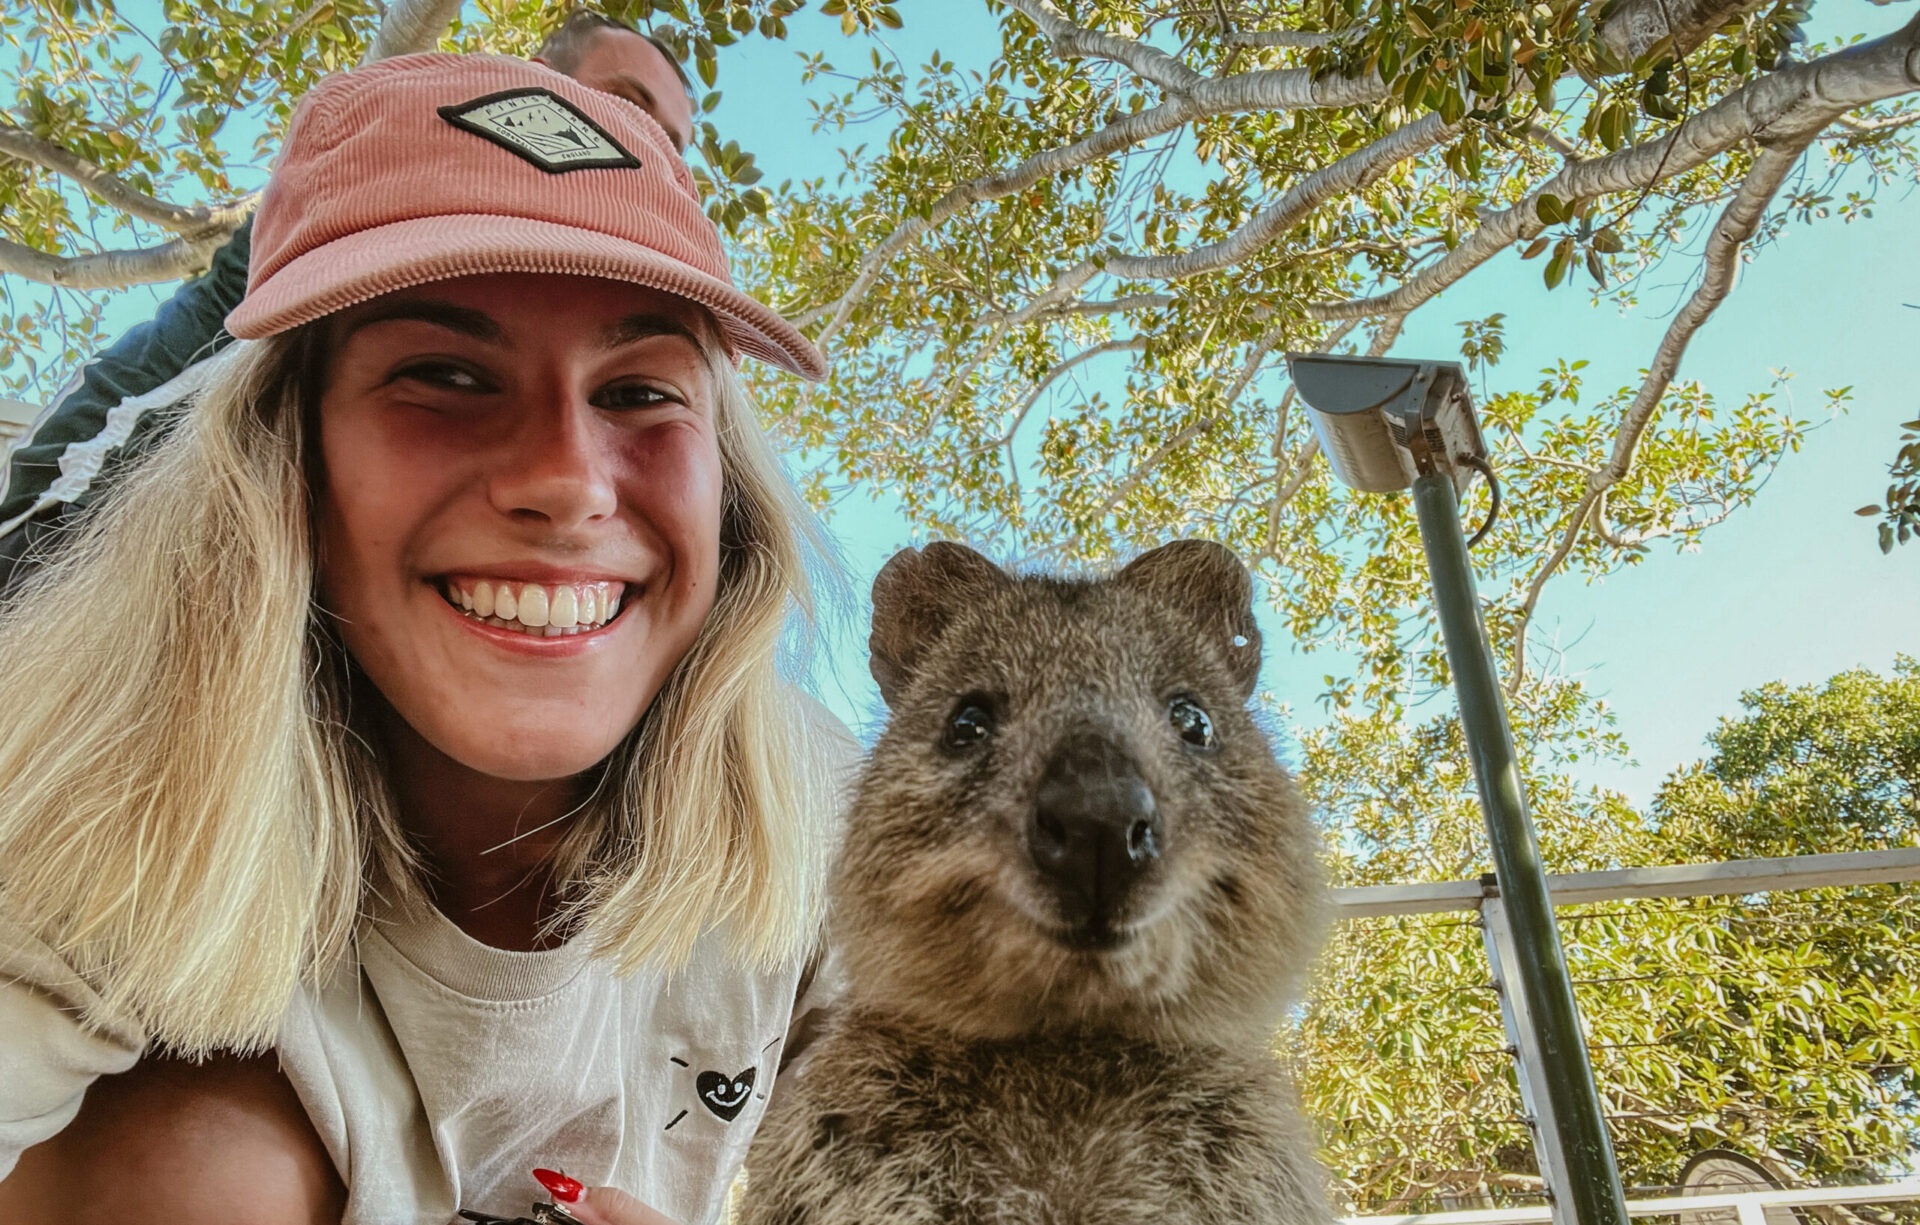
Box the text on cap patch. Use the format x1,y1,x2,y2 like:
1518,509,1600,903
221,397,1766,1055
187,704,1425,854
438,87,641,174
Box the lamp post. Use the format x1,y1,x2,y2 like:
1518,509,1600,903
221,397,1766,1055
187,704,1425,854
1286,353,1628,1225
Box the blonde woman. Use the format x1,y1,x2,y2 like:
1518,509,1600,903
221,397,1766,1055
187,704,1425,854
0,52,851,1225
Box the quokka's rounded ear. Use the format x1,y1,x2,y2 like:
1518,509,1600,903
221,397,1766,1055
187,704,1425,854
1117,539,1262,699
869,542,1011,708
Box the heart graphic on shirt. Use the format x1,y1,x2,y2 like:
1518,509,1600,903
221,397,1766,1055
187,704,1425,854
696,1067,757,1121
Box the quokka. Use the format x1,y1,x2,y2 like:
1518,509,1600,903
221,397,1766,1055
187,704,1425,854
743,539,1334,1225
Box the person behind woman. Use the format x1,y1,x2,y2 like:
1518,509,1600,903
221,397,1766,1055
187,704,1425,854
0,51,847,1225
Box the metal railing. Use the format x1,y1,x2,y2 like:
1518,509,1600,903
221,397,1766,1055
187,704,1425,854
1343,1180,1920,1225
1321,847,1920,1221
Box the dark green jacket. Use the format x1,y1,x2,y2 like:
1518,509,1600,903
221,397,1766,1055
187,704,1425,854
0,219,252,591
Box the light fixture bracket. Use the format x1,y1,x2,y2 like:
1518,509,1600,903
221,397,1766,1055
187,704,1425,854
1285,354,1488,496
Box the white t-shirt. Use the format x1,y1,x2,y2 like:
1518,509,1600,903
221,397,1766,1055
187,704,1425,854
0,711,859,1224
282,889,838,1224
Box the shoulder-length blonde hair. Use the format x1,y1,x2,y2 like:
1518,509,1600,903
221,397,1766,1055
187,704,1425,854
0,318,834,1055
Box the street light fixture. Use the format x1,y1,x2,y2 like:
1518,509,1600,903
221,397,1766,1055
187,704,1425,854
1286,352,1629,1225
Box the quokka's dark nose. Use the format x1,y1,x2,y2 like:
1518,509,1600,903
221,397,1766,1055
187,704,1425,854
1029,733,1163,924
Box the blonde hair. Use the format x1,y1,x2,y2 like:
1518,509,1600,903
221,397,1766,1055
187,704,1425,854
0,323,834,1055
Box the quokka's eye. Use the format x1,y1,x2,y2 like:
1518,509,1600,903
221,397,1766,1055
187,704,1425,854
1168,696,1216,750
944,698,996,750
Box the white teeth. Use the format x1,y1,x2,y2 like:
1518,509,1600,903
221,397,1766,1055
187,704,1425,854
549,586,579,629
518,586,549,627
444,579,624,635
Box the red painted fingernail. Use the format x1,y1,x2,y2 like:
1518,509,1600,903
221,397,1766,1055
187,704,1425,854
533,1168,583,1204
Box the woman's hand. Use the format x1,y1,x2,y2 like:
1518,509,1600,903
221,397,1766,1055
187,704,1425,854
565,1184,684,1225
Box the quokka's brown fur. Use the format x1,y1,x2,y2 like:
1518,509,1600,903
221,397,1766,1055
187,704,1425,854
741,540,1333,1225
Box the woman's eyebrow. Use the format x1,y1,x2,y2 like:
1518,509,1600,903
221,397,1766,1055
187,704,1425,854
601,313,699,351
339,300,503,344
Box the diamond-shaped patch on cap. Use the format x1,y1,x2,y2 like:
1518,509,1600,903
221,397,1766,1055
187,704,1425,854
438,87,641,174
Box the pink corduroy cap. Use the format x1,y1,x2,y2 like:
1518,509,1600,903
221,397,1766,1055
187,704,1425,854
225,53,826,381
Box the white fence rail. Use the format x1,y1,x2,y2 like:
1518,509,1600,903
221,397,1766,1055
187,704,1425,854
1343,1180,1920,1225
1323,847,1920,1221
1330,847,1920,919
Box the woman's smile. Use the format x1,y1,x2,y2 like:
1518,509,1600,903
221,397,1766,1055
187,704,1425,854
438,574,630,637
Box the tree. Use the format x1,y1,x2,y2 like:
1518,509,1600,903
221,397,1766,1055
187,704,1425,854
1653,656,1920,858
1294,662,1920,1211
736,0,1911,711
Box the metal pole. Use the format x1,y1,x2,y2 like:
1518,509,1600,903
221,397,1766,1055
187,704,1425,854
1410,470,1629,1225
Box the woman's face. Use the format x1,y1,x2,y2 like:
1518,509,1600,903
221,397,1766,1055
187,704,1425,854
316,272,724,782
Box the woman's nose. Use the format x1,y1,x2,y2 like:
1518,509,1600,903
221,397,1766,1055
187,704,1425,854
488,395,618,529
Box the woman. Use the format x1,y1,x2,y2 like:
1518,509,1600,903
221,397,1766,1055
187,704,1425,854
0,52,849,1225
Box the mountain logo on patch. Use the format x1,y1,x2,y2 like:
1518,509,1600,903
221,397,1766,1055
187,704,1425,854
438,87,641,174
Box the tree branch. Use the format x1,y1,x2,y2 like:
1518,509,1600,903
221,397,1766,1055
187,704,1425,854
1827,109,1920,139
997,336,1147,449
1504,139,1808,692
928,317,1014,427
945,114,1446,341
1266,435,1321,535
1596,0,1766,69
362,0,465,63
1602,142,1804,484
999,0,1206,96
1226,323,1290,412
1104,112,1457,281
1224,28,1352,49
1505,488,1601,697
1081,310,1391,535
1528,122,1581,159
1089,409,1219,522
1313,16,1920,322
999,292,1175,322
799,63,1389,342
0,123,252,236
0,231,228,289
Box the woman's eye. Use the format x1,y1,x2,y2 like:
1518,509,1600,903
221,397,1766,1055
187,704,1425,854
394,361,491,391
1169,697,1216,750
943,698,995,751
593,382,675,411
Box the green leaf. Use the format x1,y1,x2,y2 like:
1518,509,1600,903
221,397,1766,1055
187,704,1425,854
1544,237,1573,288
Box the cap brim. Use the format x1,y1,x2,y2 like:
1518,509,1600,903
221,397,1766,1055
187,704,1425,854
224,213,827,382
